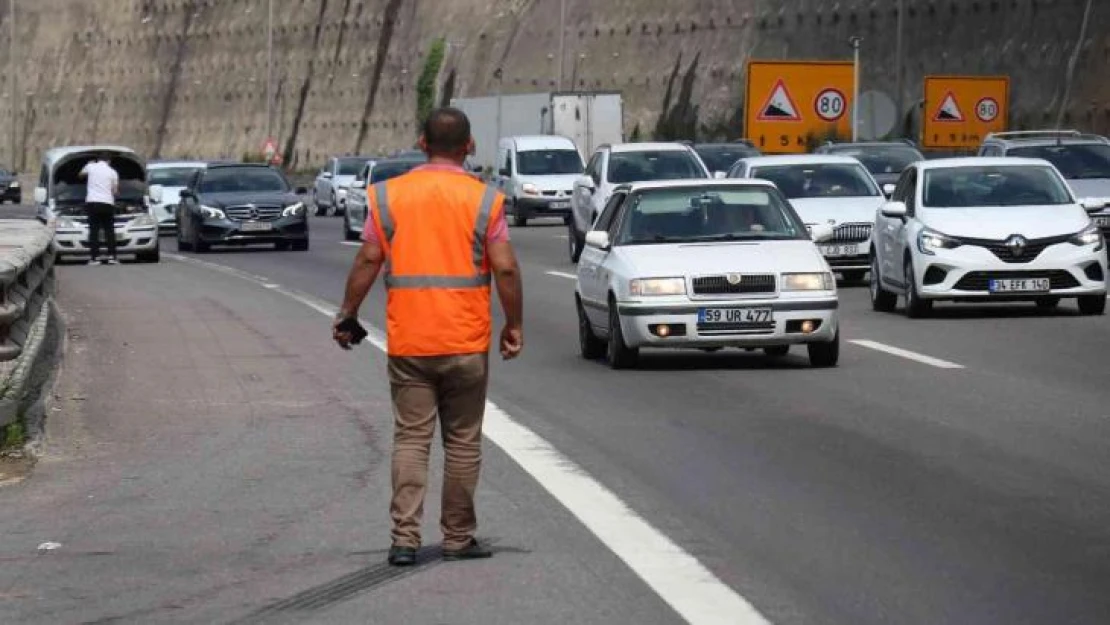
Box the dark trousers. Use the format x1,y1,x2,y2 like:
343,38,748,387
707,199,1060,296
86,202,117,260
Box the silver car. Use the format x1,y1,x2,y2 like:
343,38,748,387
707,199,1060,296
343,155,427,241
313,155,377,216
146,160,207,235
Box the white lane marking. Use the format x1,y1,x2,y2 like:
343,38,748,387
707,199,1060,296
556,234,569,240
166,253,772,625
546,270,577,280
339,241,361,247
850,339,965,369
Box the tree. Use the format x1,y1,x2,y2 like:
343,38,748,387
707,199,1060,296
416,38,447,126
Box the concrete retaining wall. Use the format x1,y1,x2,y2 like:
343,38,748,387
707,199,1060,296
0,0,1106,169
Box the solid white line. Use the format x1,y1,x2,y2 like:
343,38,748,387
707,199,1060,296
166,253,772,625
850,339,965,369
545,270,577,280
339,241,361,247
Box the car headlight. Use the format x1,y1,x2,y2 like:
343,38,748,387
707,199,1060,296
917,227,961,255
629,277,686,296
782,272,835,291
9,181,19,188
201,205,225,219
130,214,157,227
521,183,540,196
56,217,79,230
282,202,305,217
1070,224,1104,250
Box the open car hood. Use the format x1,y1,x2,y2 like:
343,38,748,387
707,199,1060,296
51,149,147,213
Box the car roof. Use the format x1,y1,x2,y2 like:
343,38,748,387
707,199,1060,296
147,160,209,169
205,162,281,171
982,130,1109,147
739,154,864,166
915,156,1055,170
506,135,577,150
609,142,696,153
820,141,921,150
615,179,778,193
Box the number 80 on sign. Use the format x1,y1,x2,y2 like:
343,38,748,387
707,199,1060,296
814,88,847,122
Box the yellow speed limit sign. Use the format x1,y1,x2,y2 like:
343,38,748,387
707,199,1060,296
923,75,1010,149
744,60,854,154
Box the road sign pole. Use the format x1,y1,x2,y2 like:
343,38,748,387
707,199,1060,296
850,36,862,142
894,0,905,134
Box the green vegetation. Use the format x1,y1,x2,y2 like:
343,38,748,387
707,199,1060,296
629,123,642,142
1,420,25,451
416,38,447,127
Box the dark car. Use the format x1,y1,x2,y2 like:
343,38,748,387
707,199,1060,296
689,142,762,177
812,141,925,193
175,163,309,253
0,166,21,204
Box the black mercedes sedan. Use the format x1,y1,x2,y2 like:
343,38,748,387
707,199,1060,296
175,163,309,252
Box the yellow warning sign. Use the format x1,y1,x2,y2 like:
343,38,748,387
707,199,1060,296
745,60,854,154
923,75,1009,149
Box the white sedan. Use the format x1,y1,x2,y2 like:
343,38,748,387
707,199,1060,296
575,179,841,369
871,157,1108,316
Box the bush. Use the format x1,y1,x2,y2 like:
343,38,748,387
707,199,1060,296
416,38,447,127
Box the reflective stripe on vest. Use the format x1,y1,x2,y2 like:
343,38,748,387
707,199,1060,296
375,181,498,290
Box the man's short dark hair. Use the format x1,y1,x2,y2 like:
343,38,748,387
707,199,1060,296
422,107,471,155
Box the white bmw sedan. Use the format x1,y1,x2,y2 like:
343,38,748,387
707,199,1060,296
871,157,1109,317
574,180,841,369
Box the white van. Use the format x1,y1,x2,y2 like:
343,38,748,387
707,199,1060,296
494,135,585,226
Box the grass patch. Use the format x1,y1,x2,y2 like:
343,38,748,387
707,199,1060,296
1,420,25,451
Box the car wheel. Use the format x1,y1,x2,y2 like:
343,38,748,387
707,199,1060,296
764,345,790,358
313,191,327,216
903,259,931,318
807,331,840,368
568,222,583,263
606,299,638,369
193,229,209,253
344,214,360,241
1035,296,1061,311
577,295,605,360
176,228,193,252
1078,294,1106,316
841,270,866,284
563,214,573,226
292,240,309,252
136,248,160,263
870,255,897,312
330,193,338,216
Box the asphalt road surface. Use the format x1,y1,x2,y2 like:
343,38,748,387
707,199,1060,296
3,212,1110,624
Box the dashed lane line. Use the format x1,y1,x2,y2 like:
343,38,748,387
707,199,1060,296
545,270,577,280
849,340,965,369
164,253,772,625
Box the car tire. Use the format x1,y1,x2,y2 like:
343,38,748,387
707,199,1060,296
330,193,338,217
292,240,309,252
176,229,193,252
764,345,790,358
870,255,897,312
313,191,327,216
1078,294,1106,316
563,214,573,226
568,222,584,263
807,331,840,368
1035,296,1061,311
193,230,209,253
513,213,528,227
577,295,605,360
344,214,360,241
606,299,638,369
903,260,932,318
136,248,160,263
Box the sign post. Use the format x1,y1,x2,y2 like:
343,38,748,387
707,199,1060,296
744,60,855,154
262,138,278,164
922,76,1009,150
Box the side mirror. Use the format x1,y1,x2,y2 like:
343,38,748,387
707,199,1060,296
148,184,164,204
809,224,835,243
33,187,46,205
881,201,908,218
882,183,897,197
323,172,333,179
585,230,611,250
577,175,596,193
713,171,728,180
1079,197,1109,213
295,186,309,195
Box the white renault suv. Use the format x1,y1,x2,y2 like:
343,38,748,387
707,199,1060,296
574,179,840,369
728,155,890,283
870,157,1108,317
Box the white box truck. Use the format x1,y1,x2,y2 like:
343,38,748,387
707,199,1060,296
543,91,624,161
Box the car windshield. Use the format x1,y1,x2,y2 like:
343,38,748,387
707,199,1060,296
199,168,288,193
922,165,1074,207
337,158,369,176
694,146,758,173
750,163,880,199
148,167,201,187
370,160,423,184
516,149,583,175
616,186,806,245
608,150,707,183
1007,143,1110,180
828,146,922,176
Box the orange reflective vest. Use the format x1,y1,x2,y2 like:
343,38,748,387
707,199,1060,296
369,169,504,357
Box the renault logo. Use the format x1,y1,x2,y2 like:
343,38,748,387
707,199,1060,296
726,273,743,285
1005,235,1027,257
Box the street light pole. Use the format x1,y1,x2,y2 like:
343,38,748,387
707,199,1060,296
894,0,905,136
9,0,17,169
265,0,273,145
557,0,566,91
850,36,862,142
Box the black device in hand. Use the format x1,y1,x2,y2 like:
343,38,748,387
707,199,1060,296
337,316,369,345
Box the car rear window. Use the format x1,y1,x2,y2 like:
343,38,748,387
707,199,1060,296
922,165,1073,207
607,151,707,183
616,186,806,244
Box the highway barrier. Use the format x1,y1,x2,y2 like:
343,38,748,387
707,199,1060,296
0,220,61,437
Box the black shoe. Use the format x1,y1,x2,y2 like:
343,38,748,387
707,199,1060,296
387,546,417,567
442,539,492,561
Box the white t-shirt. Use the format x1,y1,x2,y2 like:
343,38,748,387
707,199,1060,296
80,160,119,205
